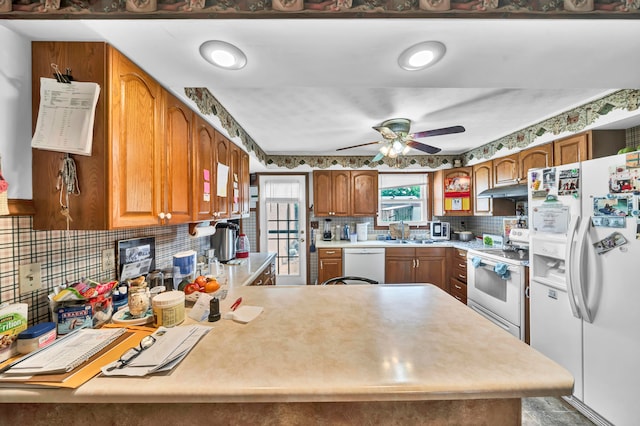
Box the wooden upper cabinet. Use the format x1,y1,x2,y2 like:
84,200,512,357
351,170,378,216
32,41,179,230
193,115,216,221
109,48,164,228
553,130,626,166
473,162,492,216
518,144,552,185
240,151,251,217
313,170,351,217
431,169,444,217
493,154,519,186
163,91,193,224
229,143,241,217
332,170,351,216
215,134,230,219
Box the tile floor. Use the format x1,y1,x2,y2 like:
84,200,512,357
523,397,595,425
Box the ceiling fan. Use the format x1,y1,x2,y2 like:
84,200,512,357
336,118,465,162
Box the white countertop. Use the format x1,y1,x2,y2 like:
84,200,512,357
222,252,276,287
316,238,485,250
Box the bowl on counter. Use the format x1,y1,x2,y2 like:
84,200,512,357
455,231,475,242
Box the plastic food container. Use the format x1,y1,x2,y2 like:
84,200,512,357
17,322,57,354
152,291,185,328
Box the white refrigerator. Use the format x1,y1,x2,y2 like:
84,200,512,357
528,153,640,426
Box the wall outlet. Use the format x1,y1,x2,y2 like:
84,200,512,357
19,263,42,294
102,248,116,271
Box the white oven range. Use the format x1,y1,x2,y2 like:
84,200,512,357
466,248,528,340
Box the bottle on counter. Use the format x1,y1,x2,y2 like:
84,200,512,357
236,233,250,258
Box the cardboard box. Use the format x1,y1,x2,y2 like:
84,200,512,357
0,303,28,362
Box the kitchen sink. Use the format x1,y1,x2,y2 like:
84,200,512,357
384,239,436,245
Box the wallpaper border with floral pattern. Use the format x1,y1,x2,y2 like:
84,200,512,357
186,87,640,170
1,0,640,16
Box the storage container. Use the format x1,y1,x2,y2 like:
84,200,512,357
17,322,57,354
152,291,185,328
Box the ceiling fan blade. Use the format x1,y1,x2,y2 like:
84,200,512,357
372,152,385,162
336,141,381,152
410,125,465,139
406,140,442,154
372,126,398,140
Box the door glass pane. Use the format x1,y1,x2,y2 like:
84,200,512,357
266,201,300,277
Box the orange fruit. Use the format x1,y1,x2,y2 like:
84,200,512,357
205,279,220,293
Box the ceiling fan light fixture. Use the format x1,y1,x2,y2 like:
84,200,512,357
392,140,404,154
402,145,411,155
379,145,391,156
398,41,446,71
200,40,247,70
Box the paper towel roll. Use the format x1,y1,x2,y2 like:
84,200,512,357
189,225,216,239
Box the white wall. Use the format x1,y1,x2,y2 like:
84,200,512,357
0,26,32,199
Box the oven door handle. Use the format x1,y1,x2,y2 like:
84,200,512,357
469,302,511,332
476,259,514,271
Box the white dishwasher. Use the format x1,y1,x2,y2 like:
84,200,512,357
343,248,385,284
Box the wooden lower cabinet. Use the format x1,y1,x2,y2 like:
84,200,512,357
385,247,447,292
318,248,343,284
449,248,468,304
252,257,276,286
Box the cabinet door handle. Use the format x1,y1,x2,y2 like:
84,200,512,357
454,284,462,290
165,212,172,220
412,259,416,268
158,212,165,219
320,260,324,270
458,263,465,268
454,295,462,301
326,251,335,254
416,259,420,268
255,280,263,286
458,274,466,280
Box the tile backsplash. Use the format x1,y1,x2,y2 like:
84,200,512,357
0,216,211,326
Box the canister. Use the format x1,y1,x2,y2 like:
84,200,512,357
152,291,185,328
17,322,57,354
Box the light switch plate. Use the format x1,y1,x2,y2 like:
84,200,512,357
102,248,115,271
19,262,42,294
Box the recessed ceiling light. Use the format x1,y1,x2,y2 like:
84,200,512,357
398,41,446,71
199,40,247,70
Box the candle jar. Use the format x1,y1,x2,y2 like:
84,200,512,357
128,286,150,318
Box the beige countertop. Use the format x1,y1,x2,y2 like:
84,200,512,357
0,284,572,404
222,252,276,287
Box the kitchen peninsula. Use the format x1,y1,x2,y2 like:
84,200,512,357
0,285,572,425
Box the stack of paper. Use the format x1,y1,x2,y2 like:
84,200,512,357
101,325,210,377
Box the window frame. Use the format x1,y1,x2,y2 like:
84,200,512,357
375,172,431,229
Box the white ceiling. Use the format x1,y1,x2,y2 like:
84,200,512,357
3,19,640,170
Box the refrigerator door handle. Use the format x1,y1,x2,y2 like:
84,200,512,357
565,215,582,319
574,217,594,323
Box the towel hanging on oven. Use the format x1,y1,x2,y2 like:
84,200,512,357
471,256,483,268
493,263,510,280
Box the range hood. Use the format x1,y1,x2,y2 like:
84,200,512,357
477,184,528,200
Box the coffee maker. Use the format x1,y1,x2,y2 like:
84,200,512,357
211,222,239,263
323,219,333,241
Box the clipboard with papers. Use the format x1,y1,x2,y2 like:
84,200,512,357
0,325,154,389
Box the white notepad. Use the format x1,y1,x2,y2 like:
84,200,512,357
224,306,263,324
4,327,126,375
